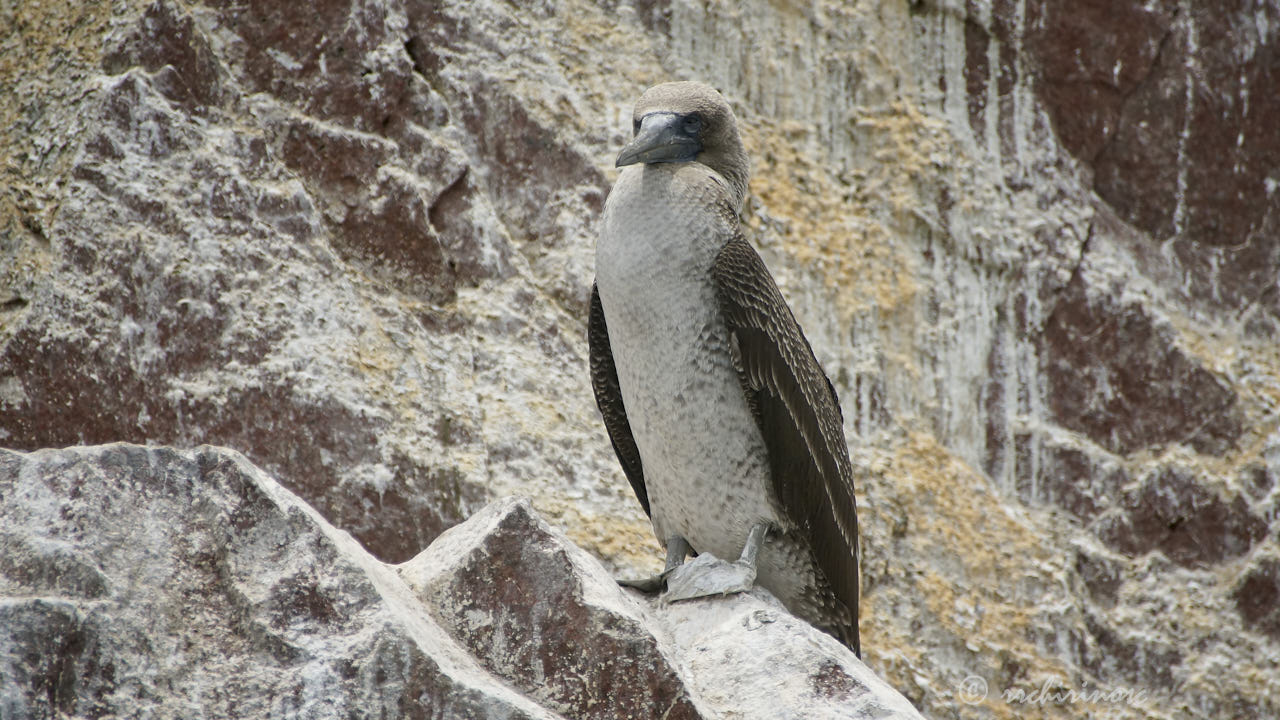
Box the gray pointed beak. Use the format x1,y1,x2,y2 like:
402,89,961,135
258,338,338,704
616,112,701,168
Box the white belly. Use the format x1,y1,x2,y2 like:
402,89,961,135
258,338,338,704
595,165,781,559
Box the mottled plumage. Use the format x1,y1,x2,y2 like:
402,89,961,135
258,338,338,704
590,81,860,654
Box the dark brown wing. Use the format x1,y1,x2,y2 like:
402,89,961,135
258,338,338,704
588,282,649,517
712,237,860,655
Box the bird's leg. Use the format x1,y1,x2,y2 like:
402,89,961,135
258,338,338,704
617,535,692,593
664,521,770,602
664,535,692,572
737,521,768,568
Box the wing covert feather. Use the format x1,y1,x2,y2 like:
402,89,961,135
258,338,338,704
588,283,650,517
712,237,860,653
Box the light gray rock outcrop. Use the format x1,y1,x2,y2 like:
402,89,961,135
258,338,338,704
0,443,922,719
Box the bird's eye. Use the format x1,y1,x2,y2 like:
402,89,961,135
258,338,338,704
683,115,702,134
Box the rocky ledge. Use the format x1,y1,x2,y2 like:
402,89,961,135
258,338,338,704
0,443,921,719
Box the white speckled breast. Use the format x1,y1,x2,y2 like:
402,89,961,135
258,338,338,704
595,162,780,561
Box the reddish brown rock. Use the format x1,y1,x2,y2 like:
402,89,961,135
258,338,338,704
102,1,227,111
1093,2,1279,248
0,65,478,561
1095,468,1266,567
1020,0,1175,164
1233,558,1280,642
401,498,702,720
403,4,611,278
205,0,415,133
1040,273,1240,456
1001,0,1280,330
0,0,513,564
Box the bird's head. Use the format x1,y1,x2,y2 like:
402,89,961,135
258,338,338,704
616,81,749,210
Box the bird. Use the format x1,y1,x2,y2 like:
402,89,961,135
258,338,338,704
589,81,860,655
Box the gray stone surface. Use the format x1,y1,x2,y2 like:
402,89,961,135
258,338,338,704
0,444,558,720
0,444,920,719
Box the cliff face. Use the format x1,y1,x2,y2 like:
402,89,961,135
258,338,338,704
1,1,1277,718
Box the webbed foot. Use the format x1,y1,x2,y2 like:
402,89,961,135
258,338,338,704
662,522,769,602
664,552,757,600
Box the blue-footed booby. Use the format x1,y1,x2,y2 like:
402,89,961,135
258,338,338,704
589,81,860,654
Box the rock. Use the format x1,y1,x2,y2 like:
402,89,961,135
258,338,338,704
0,444,558,720
654,594,921,720
1040,273,1242,457
0,443,923,719
1233,557,1280,642
399,497,702,720
404,497,922,720
1096,467,1267,567
1014,0,1280,324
